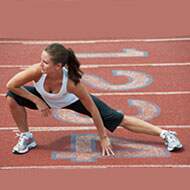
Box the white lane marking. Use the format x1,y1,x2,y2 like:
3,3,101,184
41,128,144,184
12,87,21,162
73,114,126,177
0,37,190,44
1,164,190,170
75,49,148,58
0,125,190,132
82,63,190,68
0,126,96,131
92,91,190,96
0,63,190,69
1,91,190,97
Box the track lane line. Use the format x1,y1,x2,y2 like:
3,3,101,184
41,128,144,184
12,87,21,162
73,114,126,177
2,91,190,97
0,62,190,68
0,125,190,132
0,37,190,44
1,164,190,170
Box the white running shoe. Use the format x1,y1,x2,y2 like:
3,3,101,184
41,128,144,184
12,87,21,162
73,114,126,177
12,133,37,154
160,130,183,152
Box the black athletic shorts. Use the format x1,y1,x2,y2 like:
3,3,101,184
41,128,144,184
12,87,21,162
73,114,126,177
6,86,124,132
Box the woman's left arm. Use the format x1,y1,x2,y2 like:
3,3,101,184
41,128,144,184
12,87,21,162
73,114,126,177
68,80,114,156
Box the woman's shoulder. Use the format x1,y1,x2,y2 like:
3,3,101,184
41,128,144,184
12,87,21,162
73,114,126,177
67,79,87,95
29,63,41,70
27,63,42,82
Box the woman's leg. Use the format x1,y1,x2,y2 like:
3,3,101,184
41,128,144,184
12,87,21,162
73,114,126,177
6,96,29,133
119,115,183,151
6,94,37,154
120,115,162,136
6,86,46,133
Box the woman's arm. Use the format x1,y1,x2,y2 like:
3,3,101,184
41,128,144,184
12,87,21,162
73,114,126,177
68,79,114,156
6,64,51,117
6,63,43,105
68,79,107,139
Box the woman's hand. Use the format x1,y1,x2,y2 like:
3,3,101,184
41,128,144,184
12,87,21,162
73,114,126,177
100,136,115,156
35,100,51,117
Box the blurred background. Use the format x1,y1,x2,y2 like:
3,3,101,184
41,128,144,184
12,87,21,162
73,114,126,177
0,0,189,40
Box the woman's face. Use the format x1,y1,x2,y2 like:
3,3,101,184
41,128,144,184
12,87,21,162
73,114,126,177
40,50,61,74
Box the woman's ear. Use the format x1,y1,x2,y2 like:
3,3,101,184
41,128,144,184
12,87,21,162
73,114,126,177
55,63,62,70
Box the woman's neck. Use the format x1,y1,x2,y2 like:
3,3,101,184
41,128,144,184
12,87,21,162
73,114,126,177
47,68,63,81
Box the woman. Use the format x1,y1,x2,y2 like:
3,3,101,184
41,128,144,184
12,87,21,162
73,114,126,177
6,43,182,155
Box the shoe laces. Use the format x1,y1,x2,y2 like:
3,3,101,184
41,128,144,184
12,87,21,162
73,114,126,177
15,133,28,146
165,131,177,144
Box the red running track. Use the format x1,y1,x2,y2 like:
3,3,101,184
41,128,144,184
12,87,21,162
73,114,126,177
0,40,190,170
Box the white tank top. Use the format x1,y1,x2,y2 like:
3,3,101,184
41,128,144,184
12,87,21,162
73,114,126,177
33,67,79,108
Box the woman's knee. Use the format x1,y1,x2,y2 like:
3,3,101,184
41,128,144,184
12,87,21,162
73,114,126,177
6,96,19,108
120,115,136,127
120,115,128,126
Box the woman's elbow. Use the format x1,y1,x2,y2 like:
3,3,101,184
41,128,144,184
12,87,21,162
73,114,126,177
6,81,15,90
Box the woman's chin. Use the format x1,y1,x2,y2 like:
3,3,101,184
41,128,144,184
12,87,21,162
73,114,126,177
41,69,46,74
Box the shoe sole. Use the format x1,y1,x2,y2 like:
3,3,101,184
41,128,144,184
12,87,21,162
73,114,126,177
12,142,37,154
168,144,183,152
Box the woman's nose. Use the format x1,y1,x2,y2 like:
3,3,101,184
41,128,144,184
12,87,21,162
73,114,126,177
40,61,44,67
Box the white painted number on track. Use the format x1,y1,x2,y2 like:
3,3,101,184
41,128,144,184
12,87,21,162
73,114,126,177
52,99,160,123
51,135,169,162
82,70,153,91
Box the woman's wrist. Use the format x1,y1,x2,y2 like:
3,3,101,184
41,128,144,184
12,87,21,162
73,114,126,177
100,135,108,140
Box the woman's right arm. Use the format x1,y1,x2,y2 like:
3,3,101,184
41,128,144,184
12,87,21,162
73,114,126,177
6,63,43,105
